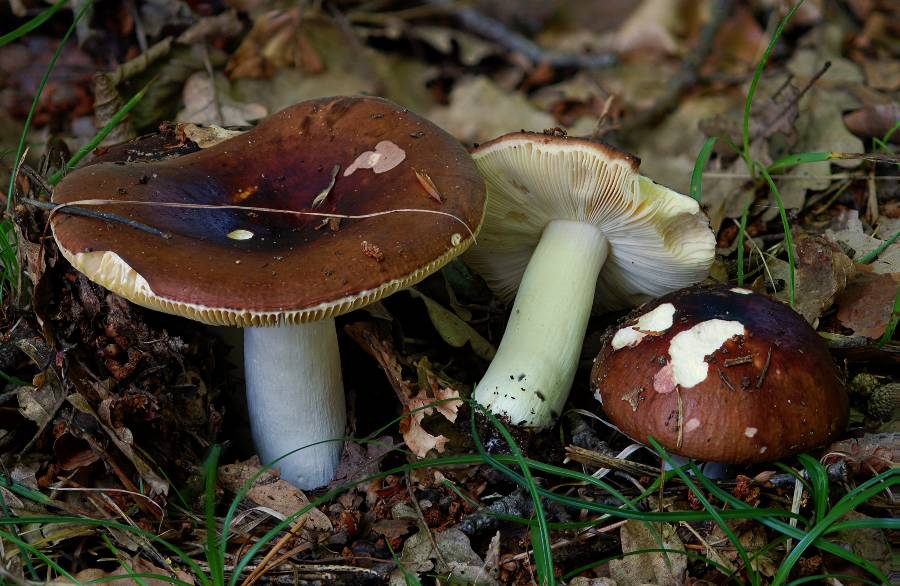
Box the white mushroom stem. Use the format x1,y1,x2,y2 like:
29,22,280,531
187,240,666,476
244,319,345,489
474,220,608,428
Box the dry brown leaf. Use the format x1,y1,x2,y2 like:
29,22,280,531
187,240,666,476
772,235,855,325
836,267,900,339
344,323,460,458
49,558,194,585
843,103,900,139
218,456,332,529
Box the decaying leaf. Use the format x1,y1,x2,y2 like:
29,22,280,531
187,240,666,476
49,558,194,585
177,122,245,148
177,72,267,126
409,289,496,360
217,456,332,529
389,527,498,586
836,267,900,338
67,394,169,496
826,210,900,274
344,322,463,458
608,520,686,586
771,235,855,324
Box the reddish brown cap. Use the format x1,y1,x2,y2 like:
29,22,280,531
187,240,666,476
51,96,486,326
591,285,849,463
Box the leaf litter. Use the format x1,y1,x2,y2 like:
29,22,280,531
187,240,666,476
0,0,898,584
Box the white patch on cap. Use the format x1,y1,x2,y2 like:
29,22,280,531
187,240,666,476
744,427,758,438
731,288,753,295
685,418,700,433
594,388,603,405
611,303,676,350
450,233,462,246
344,141,406,176
759,446,768,454
664,319,745,389
227,229,254,240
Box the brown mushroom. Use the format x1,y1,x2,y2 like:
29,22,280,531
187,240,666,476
591,284,849,463
51,96,486,488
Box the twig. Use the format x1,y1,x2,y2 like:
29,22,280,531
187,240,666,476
426,0,615,69
502,519,628,563
21,198,172,239
752,61,831,142
619,0,734,131
717,367,736,392
241,514,310,586
755,345,773,388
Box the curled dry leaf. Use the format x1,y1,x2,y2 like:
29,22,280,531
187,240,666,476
217,456,332,529
344,322,460,458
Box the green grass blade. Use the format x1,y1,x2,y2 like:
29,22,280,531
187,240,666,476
691,137,717,201
797,454,828,524
202,445,224,586
786,574,883,586
692,463,894,583
646,438,760,586
766,151,833,173
5,0,93,215
824,517,900,533
856,229,900,264
0,0,67,47
0,528,79,583
759,167,796,306
47,77,156,186
742,1,805,160
470,406,555,585
877,284,899,347
771,471,898,584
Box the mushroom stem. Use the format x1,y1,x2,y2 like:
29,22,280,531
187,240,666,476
474,220,608,428
244,319,346,489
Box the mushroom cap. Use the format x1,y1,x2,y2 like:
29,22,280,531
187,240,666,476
464,132,715,312
591,285,849,463
51,96,486,326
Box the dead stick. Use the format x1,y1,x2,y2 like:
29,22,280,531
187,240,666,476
619,0,734,131
427,0,615,69
21,198,172,239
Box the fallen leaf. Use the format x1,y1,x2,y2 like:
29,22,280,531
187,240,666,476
177,123,245,148
408,290,496,360
217,456,332,530
609,520,687,586
843,103,900,139
344,322,460,458
49,558,194,585
429,76,557,144
836,267,900,338
390,527,497,586
826,210,900,274
771,235,856,325
177,72,267,126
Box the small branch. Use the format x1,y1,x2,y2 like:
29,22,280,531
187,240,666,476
619,0,734,131
21,198,172,239
427,0,616,69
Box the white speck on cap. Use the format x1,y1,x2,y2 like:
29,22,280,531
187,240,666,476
731,287,753,295
685,418,700,433
657,319,745,389
227,229,254,240
745,427,758,438
611,303,676,350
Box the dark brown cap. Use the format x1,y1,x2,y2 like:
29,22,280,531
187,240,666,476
51,96,486,326
591,284,849,463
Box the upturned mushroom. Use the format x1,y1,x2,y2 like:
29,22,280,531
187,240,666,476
464,132,715,429
591,284,849,463
51,96,486,489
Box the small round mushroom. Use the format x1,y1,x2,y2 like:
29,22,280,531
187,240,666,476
465,132,716,428
51,96,486,489
591,284,849,463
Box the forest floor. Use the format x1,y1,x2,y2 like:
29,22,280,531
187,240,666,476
0,1,897,585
